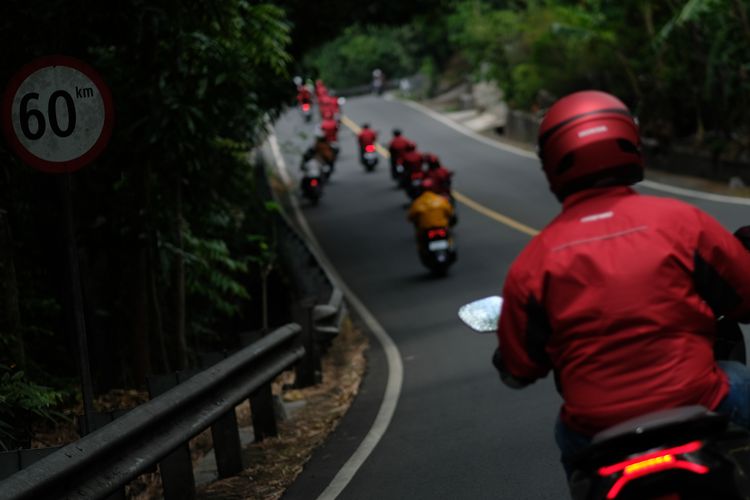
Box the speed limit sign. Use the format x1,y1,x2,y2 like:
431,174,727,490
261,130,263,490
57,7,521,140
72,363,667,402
2,55,114,173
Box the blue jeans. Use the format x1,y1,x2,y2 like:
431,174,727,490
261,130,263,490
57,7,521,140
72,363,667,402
555,360,750,478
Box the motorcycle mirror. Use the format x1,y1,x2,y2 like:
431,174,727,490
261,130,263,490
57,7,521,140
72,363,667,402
338,97,346,106
457,296,502,333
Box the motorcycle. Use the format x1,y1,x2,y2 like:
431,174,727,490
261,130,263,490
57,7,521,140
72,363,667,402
300,159,324,205
404,170,425,200
300,101,312,123
418,227,456,275
390,156,405,182
361,144,379,172
458,296,750,500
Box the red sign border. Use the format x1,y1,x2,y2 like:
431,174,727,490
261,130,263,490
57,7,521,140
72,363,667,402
1,55,114,173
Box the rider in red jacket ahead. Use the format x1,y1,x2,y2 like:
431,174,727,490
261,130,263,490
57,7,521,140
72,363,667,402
357,123,377,160
388,129,412,179
319,112,339,143
495,90,750,476
357,123,377,148
423,153,453,196
400,142,423,175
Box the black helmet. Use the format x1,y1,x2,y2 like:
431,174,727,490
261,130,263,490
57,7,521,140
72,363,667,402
362,123,370,129
392,128,402,136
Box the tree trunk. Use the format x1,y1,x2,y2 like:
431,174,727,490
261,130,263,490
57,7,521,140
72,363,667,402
174,178,188,369
0,204,23,369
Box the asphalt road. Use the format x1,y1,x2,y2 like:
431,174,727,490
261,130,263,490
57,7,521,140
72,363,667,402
273,95,750,500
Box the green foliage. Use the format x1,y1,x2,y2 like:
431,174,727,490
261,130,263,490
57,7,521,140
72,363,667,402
0,0,297,391
440,0,750,152
305,25,417,88
0,365,64,450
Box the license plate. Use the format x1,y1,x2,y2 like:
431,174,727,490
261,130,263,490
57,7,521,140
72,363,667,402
428,239,450,251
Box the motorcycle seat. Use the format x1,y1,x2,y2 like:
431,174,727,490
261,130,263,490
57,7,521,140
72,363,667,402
592,405,719,444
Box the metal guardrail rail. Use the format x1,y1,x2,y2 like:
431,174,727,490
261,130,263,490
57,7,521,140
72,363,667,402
0,324,304,500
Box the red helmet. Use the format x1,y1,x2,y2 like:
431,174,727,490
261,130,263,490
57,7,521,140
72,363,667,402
420,177,439,193
538,90,643,201
423,153,440,168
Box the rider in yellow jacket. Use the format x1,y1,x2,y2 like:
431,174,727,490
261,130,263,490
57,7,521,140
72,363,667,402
407,178,454,231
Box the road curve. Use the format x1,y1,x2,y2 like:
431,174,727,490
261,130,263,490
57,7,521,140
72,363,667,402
274,95,750,500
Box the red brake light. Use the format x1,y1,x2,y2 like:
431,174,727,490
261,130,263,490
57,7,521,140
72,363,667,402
598,441,708,499
427,228,447,239
302,103,310,111
365,144,376,153
310,179,319,187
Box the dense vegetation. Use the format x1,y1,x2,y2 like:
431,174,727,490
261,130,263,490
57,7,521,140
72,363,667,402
0,0,294,448
308,0,750,157
1,0,749,450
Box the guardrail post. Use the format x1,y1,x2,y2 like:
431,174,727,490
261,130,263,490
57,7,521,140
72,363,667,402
249,383,277,442
294,297,321,388
147,371,198,500
198,351,244,478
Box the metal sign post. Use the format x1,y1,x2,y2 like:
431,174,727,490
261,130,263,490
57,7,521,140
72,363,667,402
2,55,114,434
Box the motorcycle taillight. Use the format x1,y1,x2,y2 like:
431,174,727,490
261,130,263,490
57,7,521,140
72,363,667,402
310,178,319,187
365,144,376,153
302,103,310,111
427,228,447,239
598,440,708,499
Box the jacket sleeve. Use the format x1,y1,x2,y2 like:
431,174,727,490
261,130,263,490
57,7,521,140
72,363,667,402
497,263,552,388
694,210,750,323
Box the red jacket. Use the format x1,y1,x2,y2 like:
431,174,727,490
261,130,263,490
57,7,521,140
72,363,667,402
389,136,411,163
426,166,453,194
401,150,423,173
498,186,750,436
297,87,311,104
320,119,338,143
358,129,377,148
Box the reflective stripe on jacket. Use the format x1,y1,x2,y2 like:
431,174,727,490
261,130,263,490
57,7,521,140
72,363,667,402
498,186,750,436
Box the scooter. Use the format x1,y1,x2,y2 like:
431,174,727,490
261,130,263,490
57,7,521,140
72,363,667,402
361,144,378,172
418,227,456,275
404,170,425,200
300,159,324,205
300,101,312,123
458,297,750,500
390,157,405,182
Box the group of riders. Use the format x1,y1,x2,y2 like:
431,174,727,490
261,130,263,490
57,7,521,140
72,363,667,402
295,76,750,496
296,78,458,267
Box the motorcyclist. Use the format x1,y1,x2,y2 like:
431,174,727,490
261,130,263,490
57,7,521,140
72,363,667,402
401,142,424,175
319,111,339,144
388,129,412,175
314,79,328,99
303,130,335,171
358,123,378,160
407,177,455,248
372,68,385,95
423,153,454,197
296,84,312,107
493,90,750,478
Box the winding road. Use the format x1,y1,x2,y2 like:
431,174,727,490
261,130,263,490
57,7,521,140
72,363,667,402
272,95,750,500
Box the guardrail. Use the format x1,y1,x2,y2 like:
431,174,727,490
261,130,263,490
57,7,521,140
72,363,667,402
0,151,351,499
0,324,304,500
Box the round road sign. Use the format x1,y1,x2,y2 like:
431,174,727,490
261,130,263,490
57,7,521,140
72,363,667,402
1,55,114,173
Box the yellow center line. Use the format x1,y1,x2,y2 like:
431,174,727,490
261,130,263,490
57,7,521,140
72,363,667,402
452,191,539,236
340,114,540,237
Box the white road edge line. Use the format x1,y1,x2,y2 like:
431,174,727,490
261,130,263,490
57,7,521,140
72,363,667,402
267,131,404,500
401,98,750,206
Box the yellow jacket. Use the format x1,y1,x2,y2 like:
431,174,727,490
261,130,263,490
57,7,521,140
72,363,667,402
408,191,454,230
